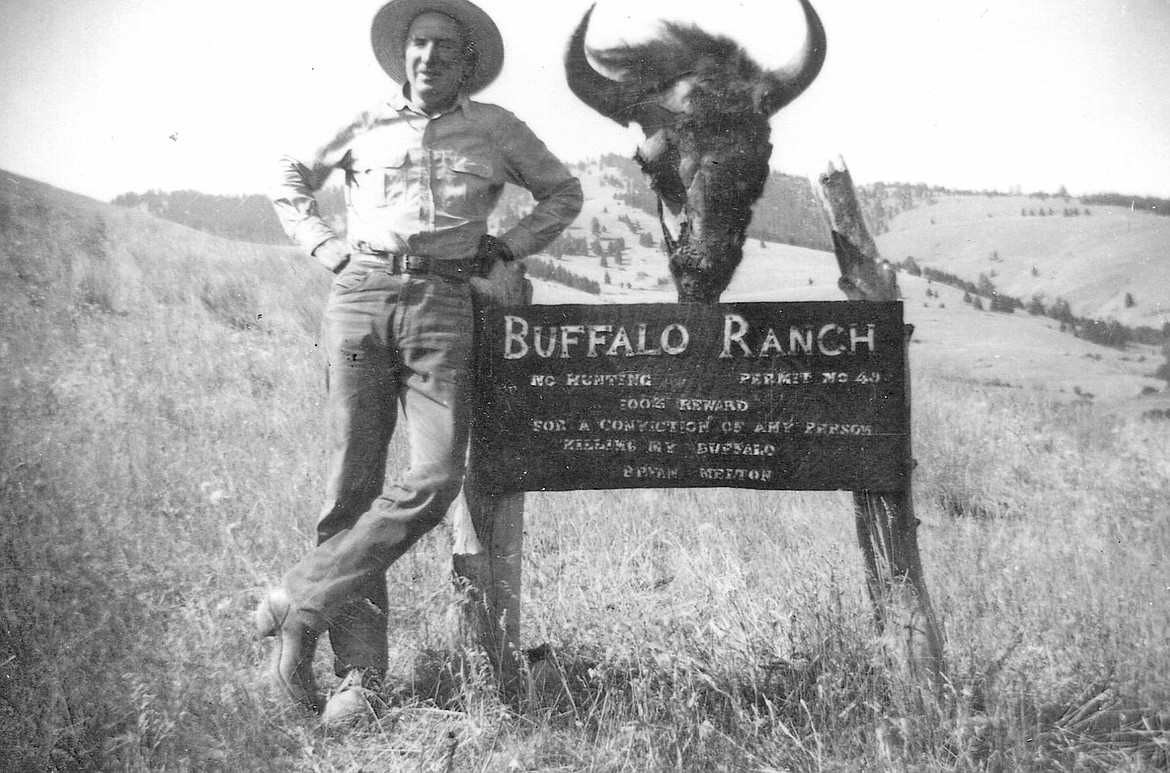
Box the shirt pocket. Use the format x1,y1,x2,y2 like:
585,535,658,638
435,154,498,222
350,148,410,209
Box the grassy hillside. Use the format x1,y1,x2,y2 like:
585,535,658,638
877,194,1170,329
2,171,1169,771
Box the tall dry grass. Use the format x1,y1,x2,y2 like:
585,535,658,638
1,179,1168,771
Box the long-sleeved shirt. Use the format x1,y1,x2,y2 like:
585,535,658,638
270,88,582,266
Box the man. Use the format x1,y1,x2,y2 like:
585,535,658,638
259,0,582,722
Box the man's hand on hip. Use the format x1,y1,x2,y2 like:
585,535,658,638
313,238,352,274
470,259,531,308
474,234,514,273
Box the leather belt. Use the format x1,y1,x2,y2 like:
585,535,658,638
355,251,478,280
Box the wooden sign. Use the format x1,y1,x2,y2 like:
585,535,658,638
473,302,909,493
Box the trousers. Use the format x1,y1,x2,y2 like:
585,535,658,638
283,262,474,675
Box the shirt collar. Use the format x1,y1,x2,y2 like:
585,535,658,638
388,83,474,119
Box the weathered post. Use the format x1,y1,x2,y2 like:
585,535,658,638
449,477,524,691
815,158,945,692
449,263,530,695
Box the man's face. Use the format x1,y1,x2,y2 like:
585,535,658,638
404,12,470,112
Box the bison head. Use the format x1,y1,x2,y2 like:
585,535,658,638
565,0,826,302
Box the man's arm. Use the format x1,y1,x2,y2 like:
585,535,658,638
269,115,366,272
494,113,583,259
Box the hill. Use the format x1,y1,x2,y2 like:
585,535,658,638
876,193,1170,329
111,186,347,246
3,169,1170,771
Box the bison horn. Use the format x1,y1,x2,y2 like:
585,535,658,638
564,5,657,127
755,0,827,116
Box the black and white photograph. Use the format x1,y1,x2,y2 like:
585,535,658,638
2,0,1168,769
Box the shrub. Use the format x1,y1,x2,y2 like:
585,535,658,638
1155,358,1170,384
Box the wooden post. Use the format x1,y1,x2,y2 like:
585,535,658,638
449,261,531,695
815,158,945,692
449,476,524,691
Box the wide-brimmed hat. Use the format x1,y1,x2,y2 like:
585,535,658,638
371,0,504,93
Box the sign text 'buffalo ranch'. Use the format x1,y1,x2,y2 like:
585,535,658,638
474,302,909,492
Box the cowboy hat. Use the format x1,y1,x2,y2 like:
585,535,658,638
371,0,504,93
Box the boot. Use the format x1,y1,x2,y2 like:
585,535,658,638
255,587,323,714
320,667,386,727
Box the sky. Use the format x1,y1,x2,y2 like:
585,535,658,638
2,0,1170,202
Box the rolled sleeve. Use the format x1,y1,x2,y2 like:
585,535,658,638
269,113,366,254
270,156,337,253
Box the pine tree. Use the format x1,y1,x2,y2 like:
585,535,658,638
1156,340,1170,384
1049,297,1074,323
977,273,996,297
